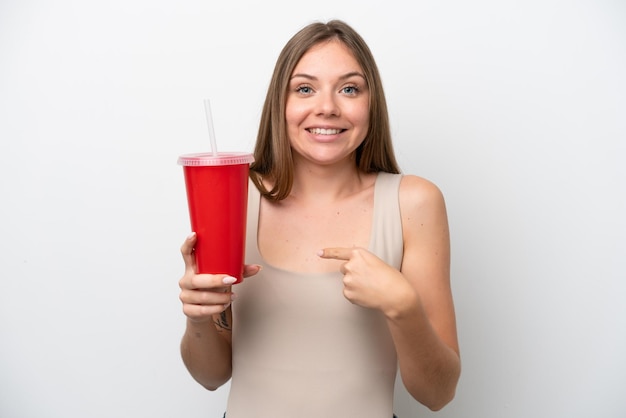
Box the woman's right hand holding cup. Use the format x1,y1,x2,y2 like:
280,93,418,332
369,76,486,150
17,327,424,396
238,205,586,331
179,233,261,324
179,232,238,323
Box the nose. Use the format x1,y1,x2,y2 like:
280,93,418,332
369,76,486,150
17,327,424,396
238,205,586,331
315,91,340,117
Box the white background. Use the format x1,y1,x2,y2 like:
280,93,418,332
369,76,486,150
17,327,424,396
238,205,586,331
1,1,625,417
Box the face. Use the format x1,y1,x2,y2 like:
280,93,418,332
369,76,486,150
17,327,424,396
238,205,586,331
285,40,370,167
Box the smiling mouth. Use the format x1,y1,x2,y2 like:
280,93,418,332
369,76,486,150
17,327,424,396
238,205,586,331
307,128,345,135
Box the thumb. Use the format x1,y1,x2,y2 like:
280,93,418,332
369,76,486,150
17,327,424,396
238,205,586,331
243,264,263,278
180,232,198,274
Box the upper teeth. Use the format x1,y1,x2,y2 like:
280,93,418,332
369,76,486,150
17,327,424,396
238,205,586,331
309,128,341,135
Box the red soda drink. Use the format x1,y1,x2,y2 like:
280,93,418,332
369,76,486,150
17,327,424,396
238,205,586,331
178,152,254,283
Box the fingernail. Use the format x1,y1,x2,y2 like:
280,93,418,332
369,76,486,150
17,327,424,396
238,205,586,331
230,293,237,301
187,232,196,240
222,276,237,285
317,249,324,257
223,302,231,310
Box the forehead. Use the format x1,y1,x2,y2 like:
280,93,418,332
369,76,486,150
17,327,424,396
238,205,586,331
293,39,362,75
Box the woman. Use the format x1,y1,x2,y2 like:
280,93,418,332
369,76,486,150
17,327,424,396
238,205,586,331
179,19,460,418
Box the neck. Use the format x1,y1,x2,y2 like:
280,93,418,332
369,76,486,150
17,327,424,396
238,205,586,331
288,156,367,204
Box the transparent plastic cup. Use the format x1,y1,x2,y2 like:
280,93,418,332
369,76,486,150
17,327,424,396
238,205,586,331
178,152,255,283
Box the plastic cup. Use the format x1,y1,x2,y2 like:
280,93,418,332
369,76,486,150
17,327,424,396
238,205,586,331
178,152,255,283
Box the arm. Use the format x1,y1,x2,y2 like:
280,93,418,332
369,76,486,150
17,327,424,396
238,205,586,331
319,175,460,410
390,175,460,410
180,309,233,391
178,233,260,390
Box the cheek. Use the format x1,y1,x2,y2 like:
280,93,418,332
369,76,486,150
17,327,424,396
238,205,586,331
346,99,370,128
285,104,304,146
285,98,305,127
353,109,370,133
361,113,370,129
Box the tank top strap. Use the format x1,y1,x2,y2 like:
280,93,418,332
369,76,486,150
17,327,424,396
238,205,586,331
369,172,404,269
245,178,261,265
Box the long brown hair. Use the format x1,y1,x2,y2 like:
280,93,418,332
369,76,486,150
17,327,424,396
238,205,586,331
251,20,400,201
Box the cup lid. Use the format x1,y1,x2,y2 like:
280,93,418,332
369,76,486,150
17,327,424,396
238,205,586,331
177,152,255,166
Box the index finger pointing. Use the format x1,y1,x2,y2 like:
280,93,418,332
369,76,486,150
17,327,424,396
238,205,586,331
317,247,354,260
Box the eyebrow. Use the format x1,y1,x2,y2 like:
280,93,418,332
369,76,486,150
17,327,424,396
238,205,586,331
290,71,366,81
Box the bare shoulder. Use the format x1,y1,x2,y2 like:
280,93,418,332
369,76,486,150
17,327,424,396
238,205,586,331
398,174,449,267
398,174,447,216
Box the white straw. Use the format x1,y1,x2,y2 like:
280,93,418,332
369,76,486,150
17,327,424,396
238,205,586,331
204,99,218,156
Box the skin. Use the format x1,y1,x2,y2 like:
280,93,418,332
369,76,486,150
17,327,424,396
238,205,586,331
286,40,370,169
179,39,460,410
179,232,260,390
319,175,460,410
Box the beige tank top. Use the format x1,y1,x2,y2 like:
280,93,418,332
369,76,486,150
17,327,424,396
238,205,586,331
227,172,404,418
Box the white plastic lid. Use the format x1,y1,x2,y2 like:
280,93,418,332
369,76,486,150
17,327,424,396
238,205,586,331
177,152,255,166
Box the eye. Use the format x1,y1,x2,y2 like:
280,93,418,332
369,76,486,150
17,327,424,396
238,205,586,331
341,85,359,95
295,85,313,95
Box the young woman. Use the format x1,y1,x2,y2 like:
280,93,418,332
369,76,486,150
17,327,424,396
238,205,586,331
178,19,460,418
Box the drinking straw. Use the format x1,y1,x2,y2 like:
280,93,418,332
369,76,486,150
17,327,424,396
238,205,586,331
204,99,218,157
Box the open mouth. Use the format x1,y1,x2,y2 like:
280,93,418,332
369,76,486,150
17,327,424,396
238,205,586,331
307,128,345,135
